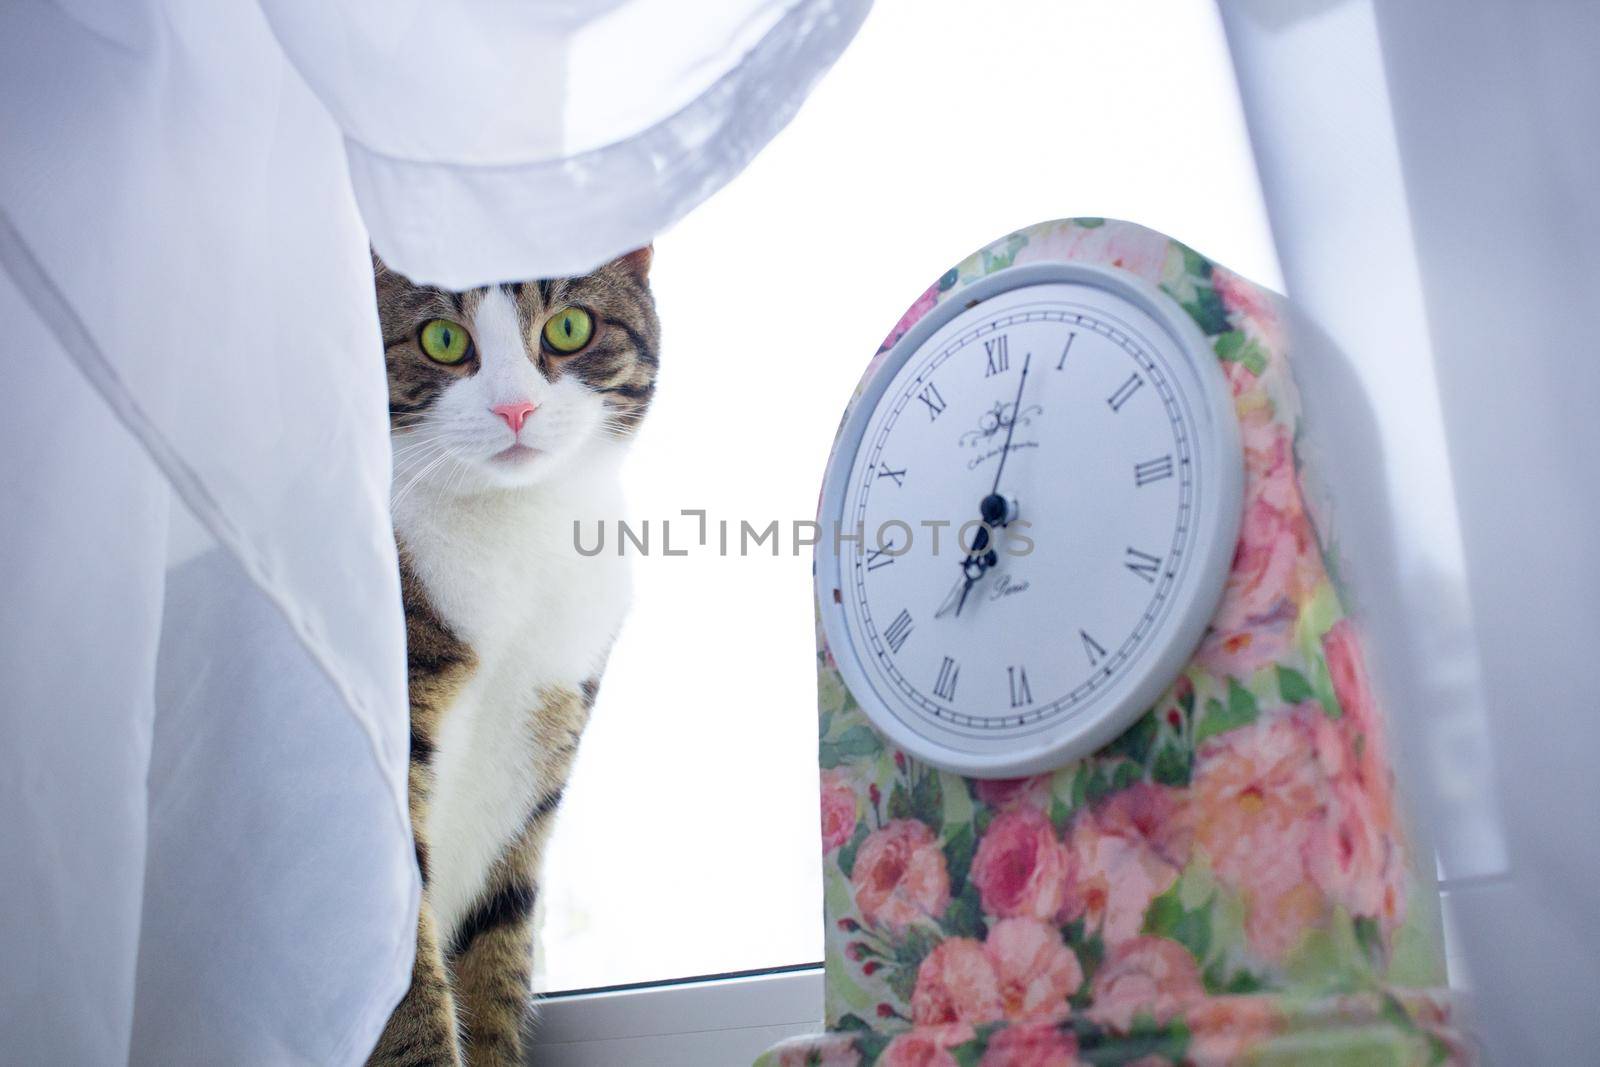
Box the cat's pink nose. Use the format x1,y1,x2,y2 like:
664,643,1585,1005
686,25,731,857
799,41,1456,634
491,401,536,433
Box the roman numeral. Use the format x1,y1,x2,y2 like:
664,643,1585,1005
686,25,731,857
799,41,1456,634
983,335,1010,377
916,382,947,421
1080,629,1107,667
1008,666,1033,708
866,540,899,571
1134,455,1174,487
933,656,960,701
1125,547,1162,583
876,464,907,487
1107,373,1144,412
1056,331,1077,371
883,609,914,654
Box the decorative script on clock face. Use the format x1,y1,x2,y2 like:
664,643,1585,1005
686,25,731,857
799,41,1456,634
839,283,1208,742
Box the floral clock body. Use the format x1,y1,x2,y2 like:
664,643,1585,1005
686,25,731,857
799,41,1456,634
759,220,1469,1066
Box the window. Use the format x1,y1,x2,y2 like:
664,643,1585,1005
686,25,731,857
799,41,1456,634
533,0,1278,1002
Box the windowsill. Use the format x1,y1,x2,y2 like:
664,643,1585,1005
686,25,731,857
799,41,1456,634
529,965,823,1066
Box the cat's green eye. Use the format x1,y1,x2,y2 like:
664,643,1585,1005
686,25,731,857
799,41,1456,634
419,319,471,364
543,307,594,354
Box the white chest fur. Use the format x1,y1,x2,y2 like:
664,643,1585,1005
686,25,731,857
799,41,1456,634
394,448,631,937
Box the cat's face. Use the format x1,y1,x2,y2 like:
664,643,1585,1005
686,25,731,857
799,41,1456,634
376,248,658,495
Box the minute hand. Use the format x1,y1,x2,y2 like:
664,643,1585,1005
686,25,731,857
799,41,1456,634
937,354,1033,621
988,352,1032,499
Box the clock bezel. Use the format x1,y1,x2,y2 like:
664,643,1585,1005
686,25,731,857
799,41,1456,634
815,261,1244,778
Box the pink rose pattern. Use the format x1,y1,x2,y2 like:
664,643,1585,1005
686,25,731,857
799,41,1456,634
823,769,862,853
763,221,1458,1067
986,918,1083,1023
1086,936,1205,1032
907,918,1082,1029
909,939,1004,1026
876,1025,974,1067
973,774,1052,812
850,818,952,933
1191,708,1333,960
1063,784,1191,948
878,280,942,354
978,1023,1083,1067
969,808,1073,921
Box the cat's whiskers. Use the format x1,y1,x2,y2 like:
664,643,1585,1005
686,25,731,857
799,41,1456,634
392,436,453,466
393,454,451,502
389,415,436,437
392,449,454,511
599,409,643,440
391,443,450,479
391,440,447,464
391,421,457,444
442,455,472,498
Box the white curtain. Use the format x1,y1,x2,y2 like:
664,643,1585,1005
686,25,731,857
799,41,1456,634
1218,1,1600,1062
0,0,866,1061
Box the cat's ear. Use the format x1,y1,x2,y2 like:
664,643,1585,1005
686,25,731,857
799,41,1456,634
612,244,653,282
371,247,397,284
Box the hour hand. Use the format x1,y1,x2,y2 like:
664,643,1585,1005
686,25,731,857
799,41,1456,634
934,572,970,619
935,554,990,619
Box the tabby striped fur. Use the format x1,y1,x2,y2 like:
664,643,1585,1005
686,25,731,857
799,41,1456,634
369,249,657,1066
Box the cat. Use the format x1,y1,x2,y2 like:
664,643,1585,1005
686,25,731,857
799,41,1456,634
368,247,658,1067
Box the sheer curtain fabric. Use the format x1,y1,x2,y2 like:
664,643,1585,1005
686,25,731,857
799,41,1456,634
0,0,866,1061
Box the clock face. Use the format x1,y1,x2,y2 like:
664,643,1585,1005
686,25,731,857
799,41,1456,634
817,264,1242,777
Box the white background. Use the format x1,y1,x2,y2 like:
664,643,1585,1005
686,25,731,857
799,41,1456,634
536,0,1280,992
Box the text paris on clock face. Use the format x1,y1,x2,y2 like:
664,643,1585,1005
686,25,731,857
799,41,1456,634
820,272,1242,776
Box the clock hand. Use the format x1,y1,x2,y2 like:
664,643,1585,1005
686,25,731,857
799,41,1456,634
937,530,998,619
936,356,1030,622
954,564,981,617
934,571,970,619
988,352,1032,500
935,552,991,619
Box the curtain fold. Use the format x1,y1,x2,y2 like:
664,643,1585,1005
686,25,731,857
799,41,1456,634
1219,1,1600,1061
0,0,865,1060
261,0,872,284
